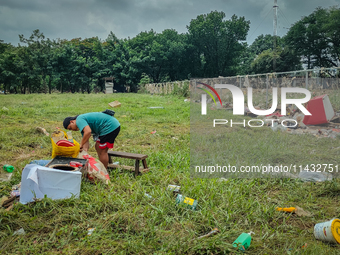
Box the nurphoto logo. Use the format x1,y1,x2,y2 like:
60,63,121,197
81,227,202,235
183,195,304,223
199,83,312,128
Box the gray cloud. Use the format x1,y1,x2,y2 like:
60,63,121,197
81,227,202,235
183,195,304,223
0,0,338,46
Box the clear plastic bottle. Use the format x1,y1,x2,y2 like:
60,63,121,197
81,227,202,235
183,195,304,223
67,131,73,143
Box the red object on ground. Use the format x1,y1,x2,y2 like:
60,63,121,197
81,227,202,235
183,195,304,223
303,95,335,125
56,140,75,147
266,112,283,117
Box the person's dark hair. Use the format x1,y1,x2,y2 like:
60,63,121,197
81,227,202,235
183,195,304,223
63,115,78,129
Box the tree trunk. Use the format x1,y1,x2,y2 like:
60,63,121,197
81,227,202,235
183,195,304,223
48,79,52,94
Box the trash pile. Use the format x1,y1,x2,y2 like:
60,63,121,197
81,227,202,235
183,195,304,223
1,125,112,208
252,94,340,138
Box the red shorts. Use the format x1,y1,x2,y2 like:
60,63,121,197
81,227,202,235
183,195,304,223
95,126,120,149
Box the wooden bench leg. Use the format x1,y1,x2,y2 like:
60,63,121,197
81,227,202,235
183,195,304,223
108,154,112,164
134,159,140,177
142,159,148,170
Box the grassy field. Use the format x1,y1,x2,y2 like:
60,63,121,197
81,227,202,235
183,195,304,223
0,92,340,254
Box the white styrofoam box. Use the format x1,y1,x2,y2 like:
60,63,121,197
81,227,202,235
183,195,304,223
20,164,82,204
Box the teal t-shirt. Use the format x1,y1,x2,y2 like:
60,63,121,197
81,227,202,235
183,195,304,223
76,112,120,136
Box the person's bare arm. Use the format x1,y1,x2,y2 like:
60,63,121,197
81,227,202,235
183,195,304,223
79,125,91,151
82,141,90,151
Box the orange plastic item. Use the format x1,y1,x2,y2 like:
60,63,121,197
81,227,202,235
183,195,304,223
276,207,296,213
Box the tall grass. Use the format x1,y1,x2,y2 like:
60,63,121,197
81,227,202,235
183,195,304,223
0,93,340,254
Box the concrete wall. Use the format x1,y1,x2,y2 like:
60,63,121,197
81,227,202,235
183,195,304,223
143,80,189,94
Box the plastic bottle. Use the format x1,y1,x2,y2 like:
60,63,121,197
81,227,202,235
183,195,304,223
144,193,153,199
176,194,198,210
232,231,254,251
67,131,73,143
3,164,14,173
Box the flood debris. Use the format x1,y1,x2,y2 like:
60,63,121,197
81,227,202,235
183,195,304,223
1,196,16,210
298,170,332,182
167,185,180,194
108,101,121,108
276,206,312,217
232,231,254,251
87,228,96,236
13,228,26,236
303,95,334,125
36,127,49,136
197,228,219,239
176,194,197,210
314,219,340,244
144,193,153,199
255,95,340,138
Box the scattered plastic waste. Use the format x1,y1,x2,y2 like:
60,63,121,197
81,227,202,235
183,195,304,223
167,185,180,194
197,228,219,239
87,228,96,236
276,206,312,216
10,190,20,197
294,206,312,217
144,193,153,199
67,131,73,142
176,194,197,210
148,107,164,109
12,183,21,190
150,131,156,134
184,99,190,102
3,164,14,173
314,219,340,244
13,228,25,236
36,127,49,136
298,170,332,182
276,207,295,213
232,231,254,251
271,122,287,132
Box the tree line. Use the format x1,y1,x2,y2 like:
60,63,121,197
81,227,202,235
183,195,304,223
0,7,339,94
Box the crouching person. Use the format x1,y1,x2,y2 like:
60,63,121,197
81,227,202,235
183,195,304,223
63,112,120,168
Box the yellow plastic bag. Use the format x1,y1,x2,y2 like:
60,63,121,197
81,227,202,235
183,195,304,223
51,130,80,158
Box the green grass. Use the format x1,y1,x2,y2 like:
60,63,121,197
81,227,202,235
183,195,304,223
0,93,340,254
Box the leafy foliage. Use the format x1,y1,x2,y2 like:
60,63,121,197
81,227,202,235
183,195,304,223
1,7,339,93
285,7,340,70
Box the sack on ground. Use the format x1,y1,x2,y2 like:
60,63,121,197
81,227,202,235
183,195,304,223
79,152,110,185
51,130,80,158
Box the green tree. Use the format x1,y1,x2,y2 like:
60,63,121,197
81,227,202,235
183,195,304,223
0,43,17,93
19,29,55,93
187,11,250,77
251,47,302,74
285,7,339,69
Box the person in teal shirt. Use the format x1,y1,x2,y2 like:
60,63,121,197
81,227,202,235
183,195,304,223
63,112,120,168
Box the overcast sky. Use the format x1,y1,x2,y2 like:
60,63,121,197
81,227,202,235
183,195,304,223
0,0,339,46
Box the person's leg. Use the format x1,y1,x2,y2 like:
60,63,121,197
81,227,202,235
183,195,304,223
95,142,109,168
96,126,120,168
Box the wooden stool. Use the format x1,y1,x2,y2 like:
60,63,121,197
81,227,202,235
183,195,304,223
107,151,149,176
